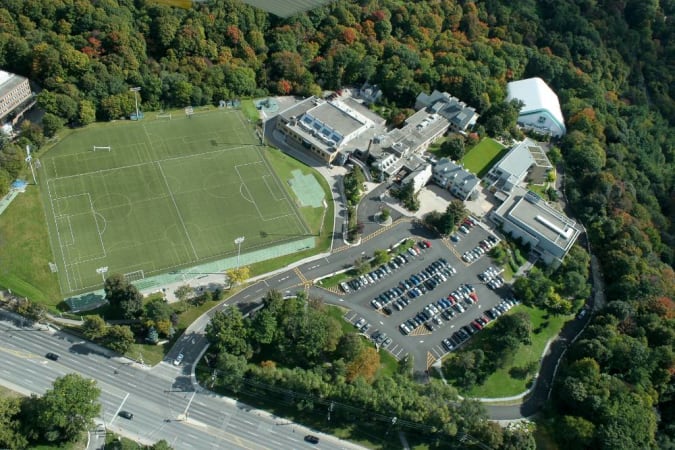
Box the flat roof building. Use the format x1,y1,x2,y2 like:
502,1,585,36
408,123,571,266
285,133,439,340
506,78,566,138
491,187,580,265
0,70,33,123
276,96,381,164
486,138,552,194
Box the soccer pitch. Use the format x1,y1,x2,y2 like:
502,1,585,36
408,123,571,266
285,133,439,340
40,109,311,296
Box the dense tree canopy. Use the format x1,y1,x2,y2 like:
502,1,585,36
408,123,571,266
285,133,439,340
0,0,672,446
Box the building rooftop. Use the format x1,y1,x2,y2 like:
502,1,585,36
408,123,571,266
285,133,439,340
341,97,385,127
278,97,317,121
307,101,367,138
506,78,565,130
0,70,28,101
497,187,580,252
415,90,479,131
489,138,552,186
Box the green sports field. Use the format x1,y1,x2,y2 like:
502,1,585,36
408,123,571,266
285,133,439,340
40,109,310,296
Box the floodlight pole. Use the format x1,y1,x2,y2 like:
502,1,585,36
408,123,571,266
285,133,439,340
96,266,109,283
130,87,141,118
234,236,245,268
25,145,37,185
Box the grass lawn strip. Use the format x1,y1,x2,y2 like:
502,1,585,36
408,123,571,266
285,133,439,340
0,187,61,306
448,304,570,398
461,137,506,177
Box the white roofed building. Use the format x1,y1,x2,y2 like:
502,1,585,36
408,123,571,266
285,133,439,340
276,96,384,164
491,187,580,266
506,78,566,138
0,70,33,123
485,138,553,194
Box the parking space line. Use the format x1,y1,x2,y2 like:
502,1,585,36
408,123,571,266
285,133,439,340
409,325,431,336
426,352,437,369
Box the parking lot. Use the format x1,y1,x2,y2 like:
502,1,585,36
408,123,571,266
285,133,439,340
339,220,513,370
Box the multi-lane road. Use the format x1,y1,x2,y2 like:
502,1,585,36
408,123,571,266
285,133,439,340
0,311,364,450
0,122,598,448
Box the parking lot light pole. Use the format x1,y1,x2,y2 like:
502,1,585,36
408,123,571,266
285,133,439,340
234,236,245,268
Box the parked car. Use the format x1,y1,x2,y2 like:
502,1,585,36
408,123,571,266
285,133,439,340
173,353,184,366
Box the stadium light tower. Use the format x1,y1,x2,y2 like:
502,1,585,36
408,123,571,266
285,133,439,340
130,87,141,119
25,145,37,185
96,266,109,283
234,236,245,268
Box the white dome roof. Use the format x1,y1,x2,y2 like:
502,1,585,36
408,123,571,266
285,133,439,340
506,77,565,128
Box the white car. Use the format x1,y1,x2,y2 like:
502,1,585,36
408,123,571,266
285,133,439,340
173,353,184,366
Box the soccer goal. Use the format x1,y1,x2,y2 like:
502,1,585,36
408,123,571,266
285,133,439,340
156,113,172,120
92,146,111,152
124,270,145,283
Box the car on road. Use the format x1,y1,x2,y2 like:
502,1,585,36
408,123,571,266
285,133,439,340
304,435,320,444
119,411,134,420
173,352,184,366
45,352,59,361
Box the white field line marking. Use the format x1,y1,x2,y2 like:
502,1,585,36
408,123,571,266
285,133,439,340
46,179,74,293
156,162,199,261
256,147,311,235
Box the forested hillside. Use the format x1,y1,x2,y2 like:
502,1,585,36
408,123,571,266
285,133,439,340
0,0,673,448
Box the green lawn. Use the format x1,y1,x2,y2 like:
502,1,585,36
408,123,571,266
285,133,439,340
317,270,356,288
39,109,311,297
239,99,261,123
377,350,398,378
465,304,570,398
0,187,61,306
461,137,507,177
326,304,355,335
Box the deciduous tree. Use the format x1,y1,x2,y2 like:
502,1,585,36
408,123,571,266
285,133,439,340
103,325,134,354
34,374,101,443
206,307,251,358
82,315,106,341
104,274,142,319
345,347,380,383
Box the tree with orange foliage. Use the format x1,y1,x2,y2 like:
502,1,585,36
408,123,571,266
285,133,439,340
345,347,380,383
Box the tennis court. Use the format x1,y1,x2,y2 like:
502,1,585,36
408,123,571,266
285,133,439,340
40,109,311,296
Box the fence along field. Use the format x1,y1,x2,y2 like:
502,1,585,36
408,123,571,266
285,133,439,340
40,109,310,296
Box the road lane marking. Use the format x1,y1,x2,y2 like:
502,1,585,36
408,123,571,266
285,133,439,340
109,392,130,425
186,418,270,450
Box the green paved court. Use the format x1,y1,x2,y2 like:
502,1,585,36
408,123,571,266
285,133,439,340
40,109,311,296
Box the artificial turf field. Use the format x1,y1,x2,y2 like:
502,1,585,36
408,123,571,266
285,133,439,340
40,109,309,296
